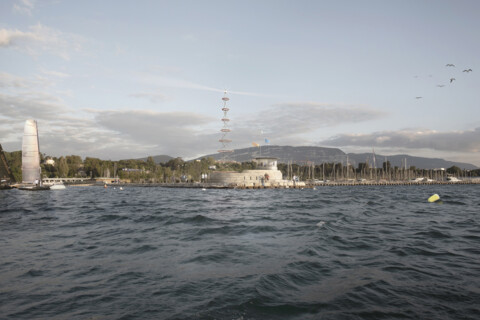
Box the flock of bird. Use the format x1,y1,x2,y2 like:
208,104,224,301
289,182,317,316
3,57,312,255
415,64,473,99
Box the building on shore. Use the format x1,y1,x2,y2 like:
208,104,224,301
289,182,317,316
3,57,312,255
209,157,304,188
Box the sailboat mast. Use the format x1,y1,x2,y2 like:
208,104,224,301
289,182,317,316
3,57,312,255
37,124,42,186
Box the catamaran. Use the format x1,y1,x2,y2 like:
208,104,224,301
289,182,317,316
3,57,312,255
19,120,50,191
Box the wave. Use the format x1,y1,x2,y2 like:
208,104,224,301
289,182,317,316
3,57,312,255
1,184,479,319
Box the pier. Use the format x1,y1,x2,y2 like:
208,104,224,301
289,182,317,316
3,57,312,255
102,179,480,189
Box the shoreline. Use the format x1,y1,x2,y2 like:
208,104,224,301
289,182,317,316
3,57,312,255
98,179,480,189
6,179,479,190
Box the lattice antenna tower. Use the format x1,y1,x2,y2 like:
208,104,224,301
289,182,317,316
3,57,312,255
218,90,233,161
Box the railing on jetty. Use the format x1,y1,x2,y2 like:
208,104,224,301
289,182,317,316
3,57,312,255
104,179,480,189
307,179,480,187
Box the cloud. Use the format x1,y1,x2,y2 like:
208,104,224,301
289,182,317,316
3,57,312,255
4,93,384,159
320,128,480,153
3,92,476,164
0,72,32,88
137,74,279,98
1,72,217,159
0,28,39,47
0,71,77,148
40,126,142,160
143,65,183,76
0,110,142,160
137,74,225,93
0,71,107,157
40,70,70,79
13,0,36,16
189,102,385,154
0,70,73,119
238,102,386,138
0,92,70,120
0,24,84,60
89,109,218,156
130,92,169,104
0,71,67,90
0,70,77,117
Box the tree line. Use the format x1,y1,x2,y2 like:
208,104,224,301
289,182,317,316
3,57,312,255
3,152,259,183
4,151,479,183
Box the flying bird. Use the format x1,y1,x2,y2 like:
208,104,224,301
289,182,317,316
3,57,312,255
436,84,445,87
450,78,456,83
463,69,473,72
415,96,423,99
446,64,455,67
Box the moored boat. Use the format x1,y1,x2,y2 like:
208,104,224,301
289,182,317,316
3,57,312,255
49,182,66,190
18,185,50,191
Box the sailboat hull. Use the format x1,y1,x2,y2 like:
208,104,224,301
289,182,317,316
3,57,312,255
18,186,50,191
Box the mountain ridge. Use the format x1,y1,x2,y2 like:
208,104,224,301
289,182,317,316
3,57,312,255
197,145,478,170
133,155,174,164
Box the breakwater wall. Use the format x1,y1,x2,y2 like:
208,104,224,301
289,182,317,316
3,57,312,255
310,180,480,187
97,179,480,189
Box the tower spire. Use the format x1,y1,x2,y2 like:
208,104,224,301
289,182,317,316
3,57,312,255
218,90,233,161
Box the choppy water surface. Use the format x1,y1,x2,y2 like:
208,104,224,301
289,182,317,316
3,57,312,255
1,185,479,319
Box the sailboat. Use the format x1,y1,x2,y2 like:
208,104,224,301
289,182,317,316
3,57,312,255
19,120,50,191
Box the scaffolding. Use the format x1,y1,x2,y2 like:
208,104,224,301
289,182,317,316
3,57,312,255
218,91,233,161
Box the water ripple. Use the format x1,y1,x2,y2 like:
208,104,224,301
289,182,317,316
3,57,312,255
0,185,479,319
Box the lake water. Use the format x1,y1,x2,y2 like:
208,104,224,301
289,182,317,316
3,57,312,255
1,185,479,319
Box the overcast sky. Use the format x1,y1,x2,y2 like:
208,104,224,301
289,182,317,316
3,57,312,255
1,0,479,165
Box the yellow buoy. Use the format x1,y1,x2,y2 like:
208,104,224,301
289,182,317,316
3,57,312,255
428,194,440,202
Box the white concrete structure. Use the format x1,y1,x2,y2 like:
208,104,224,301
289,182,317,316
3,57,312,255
254,157,278,170
209,157,304,187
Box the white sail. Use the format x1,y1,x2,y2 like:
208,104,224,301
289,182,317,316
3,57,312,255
22,119,41,184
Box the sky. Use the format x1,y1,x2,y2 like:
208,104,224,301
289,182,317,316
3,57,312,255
1,0,479,166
